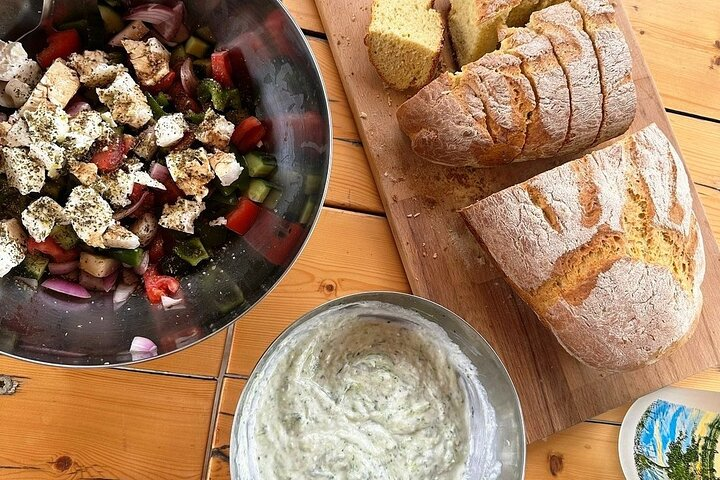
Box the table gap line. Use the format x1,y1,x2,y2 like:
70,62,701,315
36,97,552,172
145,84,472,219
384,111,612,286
112,366,216,381
303,29,327,40
666,107,720,126
585,418,622,427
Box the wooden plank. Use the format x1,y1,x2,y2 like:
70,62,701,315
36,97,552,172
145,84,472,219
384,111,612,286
315,0,720,442
625,0,720,120
207,378,246,480
0,356,215,479
283,0,324,33
227,207,410,376
326,138,384,214
137,329,227,378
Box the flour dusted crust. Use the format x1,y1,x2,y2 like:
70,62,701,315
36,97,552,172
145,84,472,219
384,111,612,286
528,3,602,154
499,27,570,159
461,124,705,371
569,0,636,143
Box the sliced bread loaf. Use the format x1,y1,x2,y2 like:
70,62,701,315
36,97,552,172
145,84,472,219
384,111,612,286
569,0,637,143
528,2,603,155
499,27,570,159
365,0,444,90
461,124,705,371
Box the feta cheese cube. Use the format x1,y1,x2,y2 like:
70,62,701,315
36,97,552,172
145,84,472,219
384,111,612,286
63,110,108,157
166,147,214,199
29,141,65,178
122,38,170,87
133,126,158,160
102,223,140,249
68,160,99,186
64,186,115,248
97,71,152,129
1,146,44,194
21,196,67,242
159,198,205,234
209,151,243,186
0,41,39,83
21,60,80,113
24,102,69,143
67,50,127,87
155,113,188,148
93,170,134,208
131,170,166,190
0,218,26,277
0,116,31,147
195,110,235,150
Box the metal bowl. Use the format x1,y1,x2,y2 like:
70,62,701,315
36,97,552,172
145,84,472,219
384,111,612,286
0,0,331,366
230,292,526,479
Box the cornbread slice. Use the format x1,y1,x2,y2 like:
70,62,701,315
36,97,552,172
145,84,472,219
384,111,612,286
448,0,565,66
569,0,637,143
365,0,444,90
461,124,705,371
528,2,602,155
499,27,570,159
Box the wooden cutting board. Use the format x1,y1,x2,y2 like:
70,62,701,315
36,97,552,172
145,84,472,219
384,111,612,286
314,0,720,442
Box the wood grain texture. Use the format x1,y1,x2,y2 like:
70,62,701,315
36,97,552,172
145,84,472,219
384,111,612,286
227,207,410,376
326,138,383,214
0,356,215,479
137,329,227,377
315,0,720,442
207,378,246,480
283,0,324,33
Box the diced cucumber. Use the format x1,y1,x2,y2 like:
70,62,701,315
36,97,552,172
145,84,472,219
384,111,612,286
299,199,316,225
185,36,210,58
194,26,217,44
79,252,120,278
50,225,79,250
304,174,323,195
98,5,124,35
263,187,283,210
170,45,187,67
193,58,212,78
226,89,243,110
196,223,228,250
173,238,209,266
247,179,273,203
244,152,277,178
106,248,145,268
216,283,245,314
15,254,49,281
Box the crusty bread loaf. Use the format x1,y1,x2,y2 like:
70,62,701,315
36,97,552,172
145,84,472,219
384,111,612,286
499,27,570,159
365,0,444,90
569,0,637,143
461,124,705,371
528,2,603,155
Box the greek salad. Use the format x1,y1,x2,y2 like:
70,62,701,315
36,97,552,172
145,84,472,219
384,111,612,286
0,1,283,307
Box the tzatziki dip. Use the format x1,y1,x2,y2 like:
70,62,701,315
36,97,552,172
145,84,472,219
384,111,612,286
233,301,501,480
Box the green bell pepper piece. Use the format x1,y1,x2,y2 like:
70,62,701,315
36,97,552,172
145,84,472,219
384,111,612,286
107,248,145,267
174,238,210,266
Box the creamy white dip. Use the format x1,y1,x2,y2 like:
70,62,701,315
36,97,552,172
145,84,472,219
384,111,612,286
233,301,500,480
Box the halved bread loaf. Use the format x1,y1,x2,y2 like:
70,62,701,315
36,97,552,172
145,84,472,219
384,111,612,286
569,0,637,143
499,27,570,159
365,0,444,90
528,2,603,155
461,124,705,371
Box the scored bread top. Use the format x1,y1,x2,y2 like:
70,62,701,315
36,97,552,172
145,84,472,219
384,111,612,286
569,0,637,143
461,124,705,370
499,27,571,160
466,52,537,162
528,2,603,155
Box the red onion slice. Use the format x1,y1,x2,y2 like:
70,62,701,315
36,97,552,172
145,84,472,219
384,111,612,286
66,100,91,117
129,336,158,360
125,4,176,25
42,278,91,299
113,191,149,220
149,162,170,182
102,270,119,292
48,261,79,276
161,295,184,310
113,282,136,304
180,57,198,97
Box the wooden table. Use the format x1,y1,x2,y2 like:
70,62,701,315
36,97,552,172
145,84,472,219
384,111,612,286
0,1,717,478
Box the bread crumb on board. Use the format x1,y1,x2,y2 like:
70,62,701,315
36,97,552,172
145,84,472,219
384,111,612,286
360,112,368,119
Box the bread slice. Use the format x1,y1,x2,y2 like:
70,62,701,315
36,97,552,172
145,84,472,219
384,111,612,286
528,3,603,155
461,124,705,371
365,0,444,90
499,27,570,159
569,0,637,143
396,71,513,167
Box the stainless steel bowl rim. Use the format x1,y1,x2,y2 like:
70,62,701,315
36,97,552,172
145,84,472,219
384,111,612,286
230,291,526,479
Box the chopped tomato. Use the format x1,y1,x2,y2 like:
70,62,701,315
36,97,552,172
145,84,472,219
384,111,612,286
148,236,166,264
226,197,261,235
27,238,79,263
129,183,147,204
92,134,134,173
143,265,180,304
144,70,176,95
37,29,82,68
244,209,305,266
170,130,195,152
211,51,234,88
157,176,184,205
168,80,200,113
230,116,266,152
128,184,156,218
